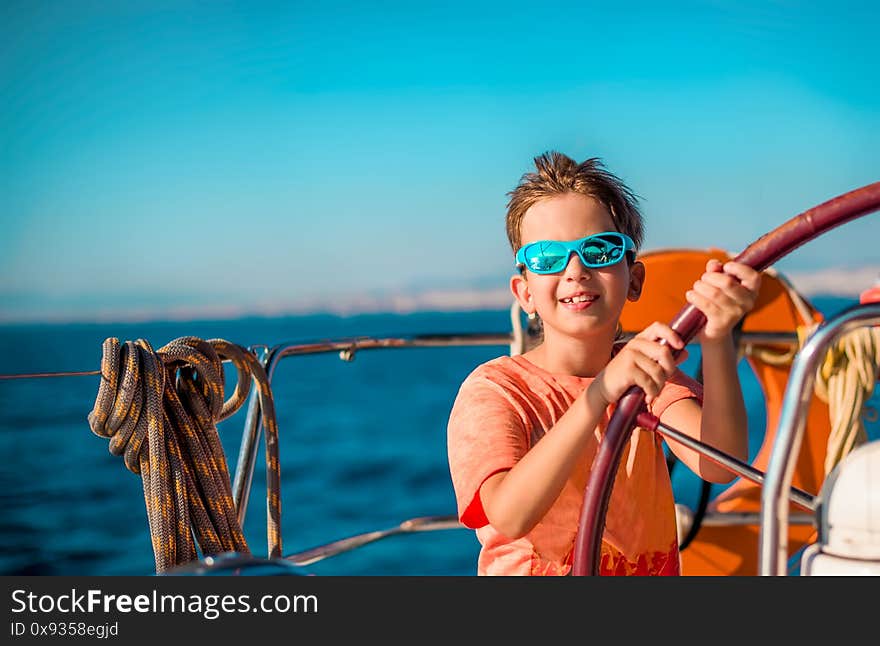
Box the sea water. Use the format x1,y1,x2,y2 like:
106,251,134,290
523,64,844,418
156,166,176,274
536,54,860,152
0,297,874,575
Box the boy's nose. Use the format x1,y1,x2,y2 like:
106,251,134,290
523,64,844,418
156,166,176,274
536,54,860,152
563,252,591,279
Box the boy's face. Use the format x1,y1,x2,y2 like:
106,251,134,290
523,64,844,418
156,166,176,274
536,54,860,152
511,192,643,342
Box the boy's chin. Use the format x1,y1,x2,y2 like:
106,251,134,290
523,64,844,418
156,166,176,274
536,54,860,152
544,317,615,340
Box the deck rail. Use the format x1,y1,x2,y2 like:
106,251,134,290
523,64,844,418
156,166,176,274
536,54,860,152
230,328,803,565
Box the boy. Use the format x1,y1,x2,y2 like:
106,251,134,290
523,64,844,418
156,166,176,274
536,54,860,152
446,151,761,575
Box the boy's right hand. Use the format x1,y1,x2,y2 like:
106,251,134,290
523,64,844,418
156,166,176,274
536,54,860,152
590,322,687,406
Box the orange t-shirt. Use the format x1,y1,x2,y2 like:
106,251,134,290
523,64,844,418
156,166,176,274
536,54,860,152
446,354,703,576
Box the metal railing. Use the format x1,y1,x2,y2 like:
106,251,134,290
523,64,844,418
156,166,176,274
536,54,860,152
228,327,805,566
230,331,514,521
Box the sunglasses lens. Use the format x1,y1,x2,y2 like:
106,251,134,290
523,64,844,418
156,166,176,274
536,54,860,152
581,234,624,266
519,233,631,273
525,241,568,273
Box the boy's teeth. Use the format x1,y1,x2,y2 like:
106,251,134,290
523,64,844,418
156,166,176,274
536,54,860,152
562,295,593,303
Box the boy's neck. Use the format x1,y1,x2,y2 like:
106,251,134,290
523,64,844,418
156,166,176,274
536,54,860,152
525,332,617,378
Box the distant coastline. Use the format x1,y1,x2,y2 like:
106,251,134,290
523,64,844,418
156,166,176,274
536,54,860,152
2,265,877,325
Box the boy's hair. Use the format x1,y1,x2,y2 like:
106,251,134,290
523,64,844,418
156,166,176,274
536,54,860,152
505,151,645,255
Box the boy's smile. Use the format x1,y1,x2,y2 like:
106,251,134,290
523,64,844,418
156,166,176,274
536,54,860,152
559,291,599,310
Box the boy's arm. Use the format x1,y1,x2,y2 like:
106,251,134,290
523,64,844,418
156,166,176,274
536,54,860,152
699,335,749,467
660,259,760,482
479,384,608,539
660,334,748,483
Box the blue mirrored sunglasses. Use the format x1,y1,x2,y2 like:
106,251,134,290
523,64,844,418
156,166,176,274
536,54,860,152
515,231,635,274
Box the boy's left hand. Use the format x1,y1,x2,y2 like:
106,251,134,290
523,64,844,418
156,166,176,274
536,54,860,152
685,259,761,342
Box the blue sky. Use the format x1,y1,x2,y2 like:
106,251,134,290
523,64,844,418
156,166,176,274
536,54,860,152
2,1,878,322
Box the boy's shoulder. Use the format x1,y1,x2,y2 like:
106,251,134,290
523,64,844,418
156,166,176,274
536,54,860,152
459,354,547,391
453,355,543,409
462,354,564,394
465,354,521,381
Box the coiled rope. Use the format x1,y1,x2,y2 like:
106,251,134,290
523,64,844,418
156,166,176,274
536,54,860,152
797,324,880,475
738,269,880,475
87,336,281,573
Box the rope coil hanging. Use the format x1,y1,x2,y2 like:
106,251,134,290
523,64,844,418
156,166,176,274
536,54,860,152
737,268,879,474
796,324,880,475
87,336,281,573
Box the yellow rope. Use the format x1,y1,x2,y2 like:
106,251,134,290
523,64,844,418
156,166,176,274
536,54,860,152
736,266,880,476
742,266,814,366
744,342,798,366
88,336,282,573
797,324,880,475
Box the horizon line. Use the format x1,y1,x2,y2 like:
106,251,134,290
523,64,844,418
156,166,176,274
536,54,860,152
2,263,878,326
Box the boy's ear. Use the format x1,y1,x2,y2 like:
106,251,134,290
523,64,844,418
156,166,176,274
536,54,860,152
510,273,535,314
627,260,646,301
